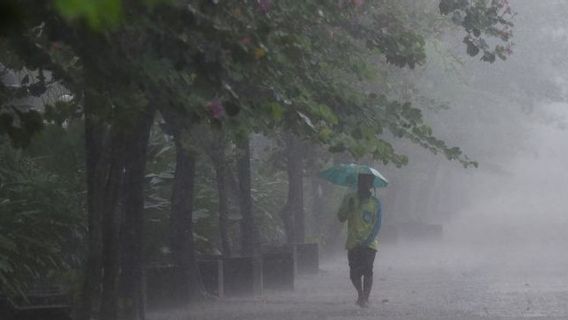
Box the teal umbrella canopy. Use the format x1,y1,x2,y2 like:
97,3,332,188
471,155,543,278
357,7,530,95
319,164,388,188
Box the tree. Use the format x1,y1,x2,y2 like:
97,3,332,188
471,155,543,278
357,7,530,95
281,133,306,244
159,104,207,302
236,134,261,255
119,105,155,320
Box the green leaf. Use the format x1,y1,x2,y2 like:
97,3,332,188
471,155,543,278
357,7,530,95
55,0,123,30
268,102,285,121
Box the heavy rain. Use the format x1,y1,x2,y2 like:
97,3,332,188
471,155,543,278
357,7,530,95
1,0,568,319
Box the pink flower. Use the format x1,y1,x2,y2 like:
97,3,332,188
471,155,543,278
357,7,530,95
208,99,225,119
240,36,252,46
258,0,272,14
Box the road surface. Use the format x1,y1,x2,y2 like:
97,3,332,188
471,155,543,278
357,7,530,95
150,243,568,320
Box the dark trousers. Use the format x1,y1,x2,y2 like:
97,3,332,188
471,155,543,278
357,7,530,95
348,246,376,277
347,246,377,301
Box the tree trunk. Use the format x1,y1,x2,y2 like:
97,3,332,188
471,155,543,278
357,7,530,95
78,94,106,320
169,139,204,301
282,133,305,244
310,178,324,240
212,151,231,257
119,106,156,320
197,127,231,257
158,104,205,303
99,127,127,320
236,135,259,256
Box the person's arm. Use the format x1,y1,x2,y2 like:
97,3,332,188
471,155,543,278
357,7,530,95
362,199,382,246
337,194,353,222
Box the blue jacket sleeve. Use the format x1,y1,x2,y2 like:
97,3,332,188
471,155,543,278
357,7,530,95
363,199,382,246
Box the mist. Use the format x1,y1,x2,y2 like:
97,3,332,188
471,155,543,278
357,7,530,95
2,0,568,320
417,0,568,248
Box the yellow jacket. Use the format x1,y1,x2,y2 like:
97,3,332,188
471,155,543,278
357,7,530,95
337,192,382,250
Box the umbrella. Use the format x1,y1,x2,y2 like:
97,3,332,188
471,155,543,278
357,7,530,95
319,163,388,188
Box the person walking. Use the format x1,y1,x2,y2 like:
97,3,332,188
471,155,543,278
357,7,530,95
337,173,383,308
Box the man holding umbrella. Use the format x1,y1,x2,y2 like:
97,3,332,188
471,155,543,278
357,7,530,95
321,164,387,308
337,173,382,308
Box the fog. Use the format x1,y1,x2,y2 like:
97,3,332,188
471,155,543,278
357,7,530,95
152,1,568,318
100,1,568,319
166,30,568,315
448,119,568,246
4,1,568,319
382,0,568,250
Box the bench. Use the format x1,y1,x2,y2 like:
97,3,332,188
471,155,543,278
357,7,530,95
0,282,71,320
261,246,296,291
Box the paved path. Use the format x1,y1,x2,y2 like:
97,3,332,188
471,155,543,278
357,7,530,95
150,243,568,320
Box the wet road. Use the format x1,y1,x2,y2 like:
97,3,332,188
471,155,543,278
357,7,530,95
150,243,568,320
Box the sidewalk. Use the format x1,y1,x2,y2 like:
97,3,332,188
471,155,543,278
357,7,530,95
149,244,568,320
